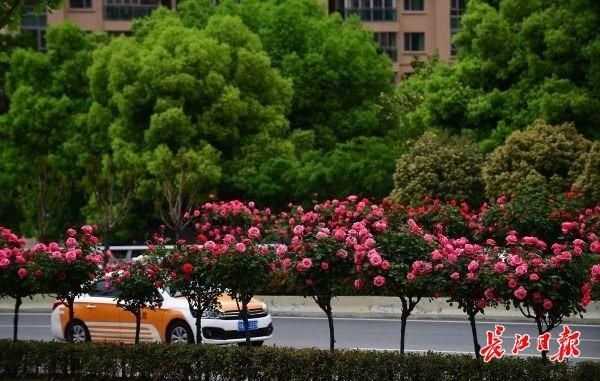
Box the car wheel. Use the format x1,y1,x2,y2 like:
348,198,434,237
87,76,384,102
67,321,90,343
166,321,194,344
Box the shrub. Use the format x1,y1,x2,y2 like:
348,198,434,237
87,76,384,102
1,340,598,380
482,121,591,199
389,131,485,205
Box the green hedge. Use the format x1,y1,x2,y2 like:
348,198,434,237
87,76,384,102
1,341,599,380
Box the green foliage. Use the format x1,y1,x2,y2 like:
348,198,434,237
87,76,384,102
1,340,598,380
389,131,485,205
396,0,600,149
574,141,600,204
482,121,591,199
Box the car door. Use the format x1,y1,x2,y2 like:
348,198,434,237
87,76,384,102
75,280,121,342
117,290,164,343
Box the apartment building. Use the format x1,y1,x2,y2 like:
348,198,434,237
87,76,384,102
21,0,466,76
327,0,466,76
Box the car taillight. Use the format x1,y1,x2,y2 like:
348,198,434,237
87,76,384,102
52,300,64,311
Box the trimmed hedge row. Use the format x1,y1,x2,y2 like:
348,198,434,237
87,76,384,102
1,340,599,380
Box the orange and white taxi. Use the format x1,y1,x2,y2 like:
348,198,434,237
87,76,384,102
50,279,273,345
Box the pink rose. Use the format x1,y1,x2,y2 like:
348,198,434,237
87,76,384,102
493,262,507,273
51,251,62,260
543,299,553,310
515,264,528,276
204,240,217,251
276,244,288,256
373,275,385,287
320,262,329,271
381,260,391,271
17,268,27,279
336,249,348,259
450,272,460,280
353,279,363,290
508,279,518,288
364,238,376,248
467,260,479,272
529,273,539,281
514,286,527,300
15,256,25,264
369,254,382,267
293,225,305,236
234,243,246,253
66,237,77,247
305,279,313,286
506,234,518,245
591,241,600,253
65,251,77,262
223,235,235,245
484,288,494,300
301,258,312,268
67,228,77,237
431,250,443,261
81,225,93,235
467,272,477,280
48,242,60,251
247,227,261,239
0,258,10,268
406,272,416,281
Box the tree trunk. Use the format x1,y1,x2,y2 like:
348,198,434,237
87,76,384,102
67,296,75,342
468,311,481,359
134,311,141,344
195,310,203,344
242,301,251,349
400,314,408,354
103,230,111,266
326,304,335,351
13,296,21,342
535,315,548,362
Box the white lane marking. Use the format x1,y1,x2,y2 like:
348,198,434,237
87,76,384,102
272,316,600,327
355,348,600,360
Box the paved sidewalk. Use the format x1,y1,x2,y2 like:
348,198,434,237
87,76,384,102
2,294,599,323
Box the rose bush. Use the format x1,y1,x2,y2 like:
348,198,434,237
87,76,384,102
0,227,33,341
211,227,274,349
278,196,387,351
158,240,222,344
106,250,163,344
28,226,104,342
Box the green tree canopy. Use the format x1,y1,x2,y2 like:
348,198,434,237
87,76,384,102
482,121,591,199
396,0,600,152
389,131,485,205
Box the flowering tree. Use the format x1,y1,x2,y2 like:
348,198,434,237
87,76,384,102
29,226,104,342
211,228,273,349
159,242,222,344
481,210,600,361
0,227,34,341
106,256,163,344
360,214,430,353
280,196,387,351
409,226,501,359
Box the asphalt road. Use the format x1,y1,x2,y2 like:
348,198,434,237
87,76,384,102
1,313,599,361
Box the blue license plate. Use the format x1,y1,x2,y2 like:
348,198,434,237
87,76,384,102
237,320,258,331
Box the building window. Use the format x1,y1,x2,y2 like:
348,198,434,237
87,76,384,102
404,32,424,52
70,0,93,8
403,0,423,11
344,0,396,22
104,0,160,21
450,0,466,56
20,6,47,50
374,32,397,62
